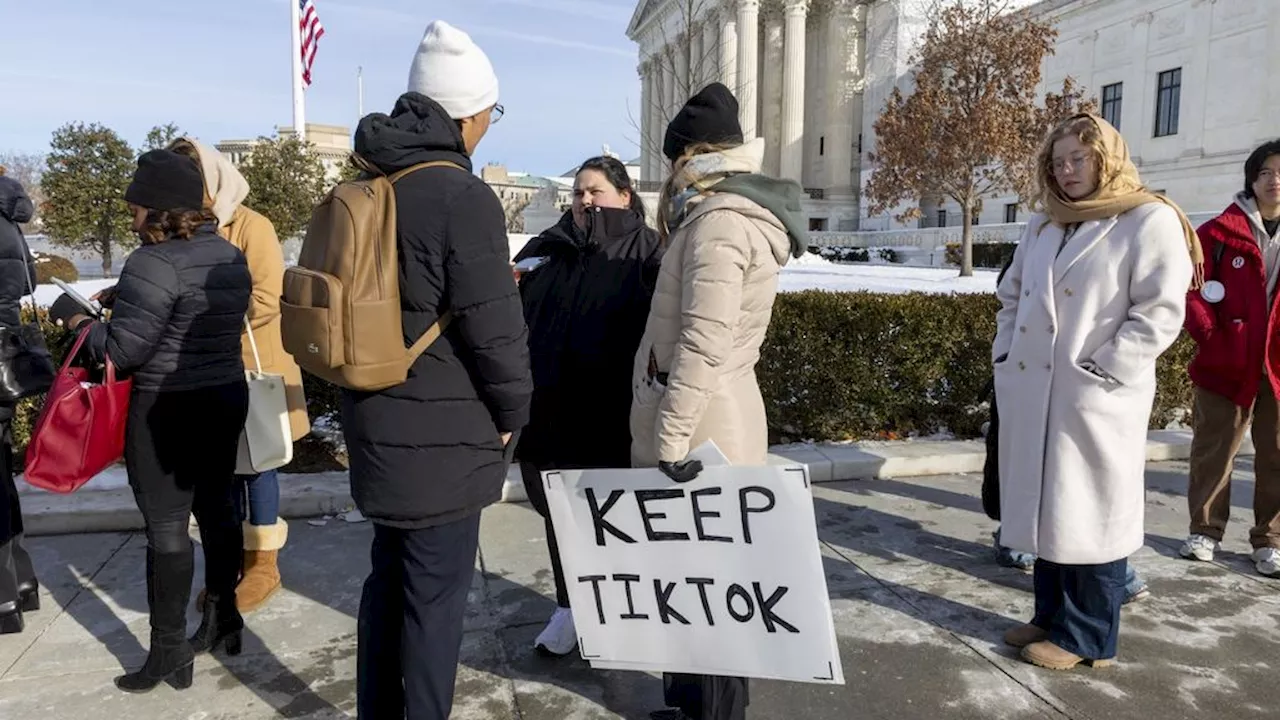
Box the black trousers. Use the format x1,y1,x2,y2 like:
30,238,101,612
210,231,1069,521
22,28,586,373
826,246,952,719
124,383,248,636
664,673,749,720
0,422,35,610
519,461,569,608
357,513,482,720
1032,558,1127,660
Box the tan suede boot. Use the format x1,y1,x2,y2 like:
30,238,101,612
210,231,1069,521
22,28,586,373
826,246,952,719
235,520,288,614
1021,640,1115,670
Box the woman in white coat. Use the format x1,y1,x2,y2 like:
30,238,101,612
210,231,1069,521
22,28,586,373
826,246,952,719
994,113,1200,670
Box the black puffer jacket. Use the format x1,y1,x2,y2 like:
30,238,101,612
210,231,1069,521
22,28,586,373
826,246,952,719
84,225,251,391
342,92,533,528
0,177,37,329
515,208,662,468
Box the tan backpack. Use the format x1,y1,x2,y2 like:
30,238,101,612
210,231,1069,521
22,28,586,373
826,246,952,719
281,159,464,391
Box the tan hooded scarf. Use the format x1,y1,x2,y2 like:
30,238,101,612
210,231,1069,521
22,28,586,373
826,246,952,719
1037,113,1205,289
169,136,250,228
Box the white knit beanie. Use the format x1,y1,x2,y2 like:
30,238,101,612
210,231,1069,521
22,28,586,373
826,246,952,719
407,21,499,120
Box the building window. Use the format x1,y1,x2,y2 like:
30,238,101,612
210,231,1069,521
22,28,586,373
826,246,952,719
937,209,947,228
857,134,863,154
1101,82,1122,130
1004,203,1018,223
1154,68,1181,138
808,217,828,232
819,137,825,156
971,210,980,227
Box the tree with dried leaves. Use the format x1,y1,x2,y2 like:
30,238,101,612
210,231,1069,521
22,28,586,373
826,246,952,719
237,135,328,241
0,153,46,232
865,0,1095,276
630,0,721,176
40,123,136,277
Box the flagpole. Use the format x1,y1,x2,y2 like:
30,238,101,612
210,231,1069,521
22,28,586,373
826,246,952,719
357,66,364,119
290,0,308,141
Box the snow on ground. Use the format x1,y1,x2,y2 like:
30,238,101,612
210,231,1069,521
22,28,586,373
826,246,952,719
780,262,998,294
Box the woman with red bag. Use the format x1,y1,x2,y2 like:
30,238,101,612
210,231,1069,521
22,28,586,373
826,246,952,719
53,150,253,693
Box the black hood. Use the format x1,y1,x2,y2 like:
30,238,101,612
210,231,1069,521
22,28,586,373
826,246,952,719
517,207,649,260
0,176,33,224
353,92,473,175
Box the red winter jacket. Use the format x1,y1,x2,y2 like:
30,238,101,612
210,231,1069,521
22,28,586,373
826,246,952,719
1185,202,1280,407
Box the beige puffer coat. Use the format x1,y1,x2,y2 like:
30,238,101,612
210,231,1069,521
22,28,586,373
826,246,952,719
630,192,797,467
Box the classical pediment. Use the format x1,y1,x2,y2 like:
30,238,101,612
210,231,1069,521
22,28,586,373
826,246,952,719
627,0,670,39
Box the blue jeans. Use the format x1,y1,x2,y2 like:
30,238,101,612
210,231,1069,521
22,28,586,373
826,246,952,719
233,470,280,527
1032,558,1127,660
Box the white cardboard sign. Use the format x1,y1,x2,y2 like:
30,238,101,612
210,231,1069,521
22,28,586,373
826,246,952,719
543,462,844,685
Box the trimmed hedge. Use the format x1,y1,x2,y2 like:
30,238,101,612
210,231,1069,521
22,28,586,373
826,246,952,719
945,242,1017,270
33,253,79,284
293,291,1197,446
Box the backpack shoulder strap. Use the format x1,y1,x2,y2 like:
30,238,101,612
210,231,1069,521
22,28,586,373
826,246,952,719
388,161,467,185
406,311,454,361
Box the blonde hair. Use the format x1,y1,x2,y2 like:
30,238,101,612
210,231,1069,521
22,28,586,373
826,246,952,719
656,141,741,241
1033,116,1110,210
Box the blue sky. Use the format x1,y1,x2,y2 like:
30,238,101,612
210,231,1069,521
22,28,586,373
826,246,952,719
2,0,643,176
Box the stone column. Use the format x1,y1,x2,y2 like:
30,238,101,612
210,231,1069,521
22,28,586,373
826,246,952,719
674,32,690,108
702,15,720,88
780,0,807,182
664,48,678,120
689,26,704,96
824,0,861,197
736,0,760,139
639,61,654,182
720,11,739,92
760,13,785,176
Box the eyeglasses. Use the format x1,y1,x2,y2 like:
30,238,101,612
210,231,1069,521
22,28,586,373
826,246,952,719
491,104,504,124
1051,152,1092,174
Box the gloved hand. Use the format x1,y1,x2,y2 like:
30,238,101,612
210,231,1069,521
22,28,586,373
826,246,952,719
47,293,86,327
658,459,703,484
91,285,118,309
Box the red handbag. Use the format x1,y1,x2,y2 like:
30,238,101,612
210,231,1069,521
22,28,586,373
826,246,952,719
23,325,132,494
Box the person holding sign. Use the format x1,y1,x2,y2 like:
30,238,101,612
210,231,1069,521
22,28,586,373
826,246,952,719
513,155,662,656
993,114,1197,670
630,82,809,720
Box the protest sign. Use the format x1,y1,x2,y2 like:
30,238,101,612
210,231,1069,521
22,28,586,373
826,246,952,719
543,462,844,685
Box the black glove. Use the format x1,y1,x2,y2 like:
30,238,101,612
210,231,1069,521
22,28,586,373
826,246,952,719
658,459,703,484
95,285,118,309
47,293,85,327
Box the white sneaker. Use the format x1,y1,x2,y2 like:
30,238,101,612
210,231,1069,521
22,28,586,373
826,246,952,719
1253,547,1280,578
533,607,577,656
1179,534,1219,562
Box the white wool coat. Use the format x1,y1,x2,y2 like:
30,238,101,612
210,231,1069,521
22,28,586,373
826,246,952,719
993,203,1191,565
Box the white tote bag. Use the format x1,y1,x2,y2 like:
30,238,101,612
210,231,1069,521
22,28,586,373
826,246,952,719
235,318,294,475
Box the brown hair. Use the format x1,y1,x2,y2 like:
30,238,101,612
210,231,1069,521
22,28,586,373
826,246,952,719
1033,115,1109,209
656,141,740,241
139,208,219,244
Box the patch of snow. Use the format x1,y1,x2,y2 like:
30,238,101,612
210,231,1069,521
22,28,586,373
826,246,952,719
779,264,998,295
788,251,833,267
509,234,534,261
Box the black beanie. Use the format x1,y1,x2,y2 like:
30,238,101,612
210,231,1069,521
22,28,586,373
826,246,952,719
124,150,205,212
663,82,745,162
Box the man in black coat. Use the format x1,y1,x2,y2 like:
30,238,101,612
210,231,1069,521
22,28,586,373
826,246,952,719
343,19,532,720
0,172,38,634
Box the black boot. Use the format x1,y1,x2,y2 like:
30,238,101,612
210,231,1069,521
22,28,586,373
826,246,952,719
188,592,243,655
115,548,195,693
114,631,194,693
0,600,22,635
17,580,38,613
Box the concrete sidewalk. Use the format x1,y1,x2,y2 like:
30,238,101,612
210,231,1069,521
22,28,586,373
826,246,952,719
15,429,1244,536
1,457,1277,718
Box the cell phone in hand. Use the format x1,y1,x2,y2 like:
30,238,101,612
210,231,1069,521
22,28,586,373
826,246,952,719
51,278,103,318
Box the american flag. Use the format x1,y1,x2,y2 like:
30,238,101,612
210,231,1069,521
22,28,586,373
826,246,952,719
299,0,325,87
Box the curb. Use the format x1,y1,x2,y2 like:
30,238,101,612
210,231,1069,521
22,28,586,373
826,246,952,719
19,429,1243,537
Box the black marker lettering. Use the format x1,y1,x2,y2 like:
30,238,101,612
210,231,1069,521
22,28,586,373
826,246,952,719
690,487,732,542
654,579,690,625
578,575,607,625
587,488,635,546
686,577,716,625
613,574,649,620
635,489,691,542
738,486,776,544
752,582,799,633
726,584,755,623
